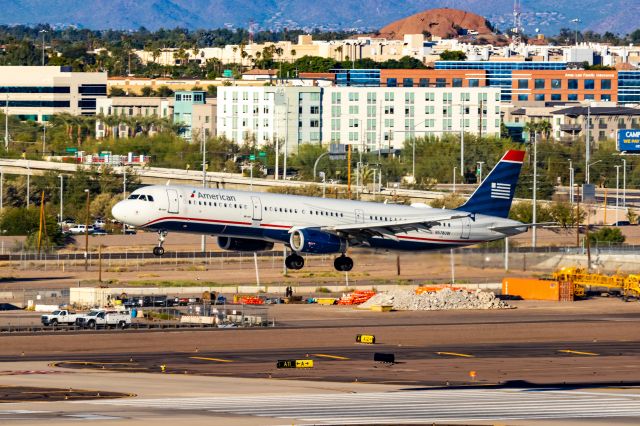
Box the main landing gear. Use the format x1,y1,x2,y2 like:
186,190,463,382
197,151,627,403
285,253,305,270
334,254,353,272
285,253,354,272
153,231,167,256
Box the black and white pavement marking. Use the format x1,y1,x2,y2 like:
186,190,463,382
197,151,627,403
83,388,640,424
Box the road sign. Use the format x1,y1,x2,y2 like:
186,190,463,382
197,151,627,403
258,151,266,157
65,147,78,153
249,154,256,161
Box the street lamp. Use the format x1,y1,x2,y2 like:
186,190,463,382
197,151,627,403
568,159,574,205
615,165,621,226
84,189,90,272
571,18,580,45
532,132,538,248
586,159,602,185
39,29,47,66
622,158,627,207
58,175,63,223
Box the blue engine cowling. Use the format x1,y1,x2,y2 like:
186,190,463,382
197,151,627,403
289,228,347,254
217,237,274,252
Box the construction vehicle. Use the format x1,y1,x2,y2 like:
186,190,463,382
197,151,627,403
553,267,640,300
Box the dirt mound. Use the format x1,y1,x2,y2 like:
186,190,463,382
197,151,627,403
358,288,508,311
378,8,494,40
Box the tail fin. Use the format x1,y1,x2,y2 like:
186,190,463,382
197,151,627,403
456,150,525,218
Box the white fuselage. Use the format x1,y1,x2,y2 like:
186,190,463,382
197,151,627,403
112,185,526,252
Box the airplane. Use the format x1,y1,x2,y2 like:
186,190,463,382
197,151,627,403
112,149,532,272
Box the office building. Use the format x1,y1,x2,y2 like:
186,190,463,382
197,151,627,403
173,91,217,141
551,106,640,142
0,66,107,122
95,96,173,139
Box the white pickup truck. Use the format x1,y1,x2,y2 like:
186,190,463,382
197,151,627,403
75,310,131,329
41,310,79,326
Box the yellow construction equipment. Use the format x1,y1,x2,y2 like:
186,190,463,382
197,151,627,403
553,267,640,300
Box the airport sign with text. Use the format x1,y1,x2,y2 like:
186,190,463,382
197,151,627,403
618,129,640,152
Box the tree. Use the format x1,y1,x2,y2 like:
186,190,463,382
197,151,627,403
110,87,126,96
140,86,156,97
156,85,174,97
439,50,467,60
589,227,625,245
0,206,65,248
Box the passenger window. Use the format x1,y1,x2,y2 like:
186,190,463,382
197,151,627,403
128,194,139,200
147,195,154,202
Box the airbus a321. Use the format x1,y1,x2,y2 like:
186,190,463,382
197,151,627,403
112,150,532,272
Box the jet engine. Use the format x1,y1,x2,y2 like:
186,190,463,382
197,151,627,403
289,228,347,254
217,237,274,252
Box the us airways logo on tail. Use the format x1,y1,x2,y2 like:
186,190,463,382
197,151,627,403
491,183,511,199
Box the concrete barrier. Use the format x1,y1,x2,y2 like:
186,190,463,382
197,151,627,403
34,304,60,312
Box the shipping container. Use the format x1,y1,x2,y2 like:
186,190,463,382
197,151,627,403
502,278,573,301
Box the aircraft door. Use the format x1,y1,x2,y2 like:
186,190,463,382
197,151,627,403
251,196,262,221
167,189,179,214
355,209,364,223
461,217,471,239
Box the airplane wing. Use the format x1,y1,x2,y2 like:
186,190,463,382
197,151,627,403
319,213,471,242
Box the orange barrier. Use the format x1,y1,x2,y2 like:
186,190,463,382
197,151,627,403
240,296,264,305
414,285,463,295
337,290,376,305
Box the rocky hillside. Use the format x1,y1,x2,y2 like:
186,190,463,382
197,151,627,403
378,8,494,40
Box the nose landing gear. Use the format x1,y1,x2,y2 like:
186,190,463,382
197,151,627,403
334,254,354,272
153,231,167,256
285,253,305,270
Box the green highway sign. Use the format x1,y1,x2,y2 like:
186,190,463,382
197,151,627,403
258,151,266,157
249,154,256,161
66,147,78,153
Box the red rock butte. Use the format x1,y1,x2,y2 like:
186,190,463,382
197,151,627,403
378,8,494,40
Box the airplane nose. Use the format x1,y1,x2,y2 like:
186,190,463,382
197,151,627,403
111,201,127,223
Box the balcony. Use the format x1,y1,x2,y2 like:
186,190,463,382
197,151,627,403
560,124,582,133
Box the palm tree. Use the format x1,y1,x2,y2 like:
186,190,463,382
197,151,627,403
538,119,552,141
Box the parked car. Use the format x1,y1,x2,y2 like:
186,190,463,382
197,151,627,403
611,221,632,226
92,229,108,236
75,310,131,329
67,224,95,235
93,219,106,229
41,309,79,326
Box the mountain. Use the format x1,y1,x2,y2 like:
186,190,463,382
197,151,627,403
0,0,637,35
378,8,495,39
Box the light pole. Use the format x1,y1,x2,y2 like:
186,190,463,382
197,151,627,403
568,159,574,205
532,132,538,248
571,18,580,45
622,158,627,207
476,161,485,184
5,94,9,149
26,160,30,208
585,105,591,183
615,165,621,226
587,159,602,186
84,189,90,272
39,29,47,66
453,166,457,193
58,175,63,223
0,167,3,211
201,127,206,253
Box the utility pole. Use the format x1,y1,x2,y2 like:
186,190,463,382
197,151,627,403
0,167,3,211
283,97,289,181
532,132,538,249
40,29,47,66
615,165,621,225
568,159,574,205
84,189,90,272
201,127,206,253
622,158,627,207
4,94,9,150
59,175,63,223
122,168,127,235
460,99,465,177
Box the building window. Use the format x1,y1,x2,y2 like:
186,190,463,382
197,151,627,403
584,94,595,100
534,79,545,89
310,120,319,127
310,106,319,114
436,78,446,87
518,79,528,89
405,92,414,104
387,78,397,87
348,105,359,114
348,92,359,102
600,94,611,101
551,94,561,101
584,79,595,90
367,92,376,104
424,105,434,114
517,94,528,101
452,78,463,87
468,79,479,87
402,78,413,87
618,119,626,129
601,79,612,90
384,106,394,114
551,79,561,89
331,106,341,116
419,78,429,87
331,93,341,104
384,92,394,102
425,92,434,102
535,94,545,101
568,94,578,101
568,79,578,90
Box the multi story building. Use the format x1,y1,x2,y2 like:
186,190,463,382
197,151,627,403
173,91,217,141
0,66,107,122
551,106,640,142
95,96,173,139
217,85,501,151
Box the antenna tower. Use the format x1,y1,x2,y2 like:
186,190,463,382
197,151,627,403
512,0,522,45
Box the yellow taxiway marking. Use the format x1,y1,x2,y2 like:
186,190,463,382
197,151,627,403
436,352,475,358
312,354,350,360
558,350,599,356
190,356,234,363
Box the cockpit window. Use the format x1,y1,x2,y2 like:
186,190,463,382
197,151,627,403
139,195,148,201
128,194,139,200
147,195,154,202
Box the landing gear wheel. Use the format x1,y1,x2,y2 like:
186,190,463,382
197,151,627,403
153,231,168,256
152,246,165,256
285,254,305,270
334,255,354,272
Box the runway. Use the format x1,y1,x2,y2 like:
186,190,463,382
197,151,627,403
85,388,640,424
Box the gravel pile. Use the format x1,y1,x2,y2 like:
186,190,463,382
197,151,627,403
358,288,508,311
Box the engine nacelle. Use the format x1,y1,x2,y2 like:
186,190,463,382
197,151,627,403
217,237,274,252
289,228,347,254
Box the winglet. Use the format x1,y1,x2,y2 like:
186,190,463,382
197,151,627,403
456,150,525,218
